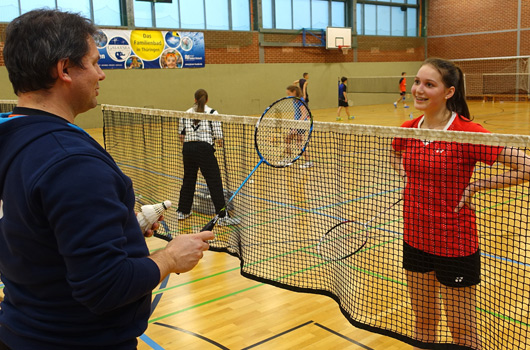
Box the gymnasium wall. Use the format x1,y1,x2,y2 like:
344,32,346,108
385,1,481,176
2,60,421,129
426,0,530,59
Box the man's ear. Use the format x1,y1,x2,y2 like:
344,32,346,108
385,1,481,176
56,58,72,83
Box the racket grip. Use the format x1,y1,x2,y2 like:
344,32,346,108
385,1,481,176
153,232,173,242
201,217,218,232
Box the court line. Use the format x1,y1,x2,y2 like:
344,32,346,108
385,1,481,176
153,322,230,350
148,283,263,323
314,323,375,350
150,275,170,316
240,320,314,350
138,334,165,350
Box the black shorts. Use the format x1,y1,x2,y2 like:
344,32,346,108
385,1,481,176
400,91,406,96
403,241,481,287
338,99,348,107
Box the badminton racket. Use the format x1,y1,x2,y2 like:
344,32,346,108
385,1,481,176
317,198,402,261
202,96,313,232
154,96,313,241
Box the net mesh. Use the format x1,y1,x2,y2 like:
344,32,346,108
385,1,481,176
345,76,404,93
0,100,17,113
102,105,530,350
452,57,530,98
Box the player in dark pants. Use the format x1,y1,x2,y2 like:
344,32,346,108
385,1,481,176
178,141,225,216
337,77,353,121
177,89,240,226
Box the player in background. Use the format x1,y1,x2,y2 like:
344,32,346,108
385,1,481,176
337,77,353,121
394,72,409,108
293,72,309,105
286,85,313,169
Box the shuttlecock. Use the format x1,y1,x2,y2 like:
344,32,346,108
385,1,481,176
137,200,172,233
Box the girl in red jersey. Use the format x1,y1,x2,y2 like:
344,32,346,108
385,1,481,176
391,58,530,349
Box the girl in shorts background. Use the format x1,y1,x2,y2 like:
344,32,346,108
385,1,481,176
391,58,530,349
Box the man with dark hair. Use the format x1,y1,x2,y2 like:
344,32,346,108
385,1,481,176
0,9,214,350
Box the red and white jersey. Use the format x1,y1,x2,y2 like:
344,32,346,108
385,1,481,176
392,113,503,257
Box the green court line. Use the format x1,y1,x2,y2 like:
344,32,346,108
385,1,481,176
148,283,265,323
477,307,530,327
151,267,241,295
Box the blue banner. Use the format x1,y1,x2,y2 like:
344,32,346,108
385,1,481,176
94,29,205,69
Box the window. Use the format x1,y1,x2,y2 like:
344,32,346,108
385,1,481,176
134,1,153,27
0,0,19,22
231,0,250,31
293,0,311,29
0,0,122,25
179,0,205,29
275,0,293,29
331,1,345,27
57,0,91,20
311,0,328,29
93,0,122,26
155,1,180,29
1,0,418,36
262,0,346,30
356,0,419,37
140,0,250,31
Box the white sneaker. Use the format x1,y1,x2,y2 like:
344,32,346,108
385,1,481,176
393,102,397,108
300,161,314,169
218,215,240,226
176,211,191,220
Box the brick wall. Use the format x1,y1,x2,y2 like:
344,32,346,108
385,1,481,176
0,24,421,66
0,23,6,66
426,0,527,58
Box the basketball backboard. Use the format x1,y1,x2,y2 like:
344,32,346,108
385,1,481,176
326,27,352,49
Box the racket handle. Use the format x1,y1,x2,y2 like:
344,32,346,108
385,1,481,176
153,232,173,242
201,216,218,232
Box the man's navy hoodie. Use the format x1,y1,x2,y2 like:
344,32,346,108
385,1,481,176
0,108,160,349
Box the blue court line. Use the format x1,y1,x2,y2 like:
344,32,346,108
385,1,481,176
481,251,530,268
139,334,165,350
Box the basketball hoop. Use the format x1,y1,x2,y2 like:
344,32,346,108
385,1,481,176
338,45,350,55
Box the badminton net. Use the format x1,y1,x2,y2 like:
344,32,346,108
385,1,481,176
0,100,17,113
102,104,530,350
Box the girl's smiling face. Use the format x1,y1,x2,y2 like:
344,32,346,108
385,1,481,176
411,64,454,113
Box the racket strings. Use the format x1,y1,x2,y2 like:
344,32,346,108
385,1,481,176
256,98,312,167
